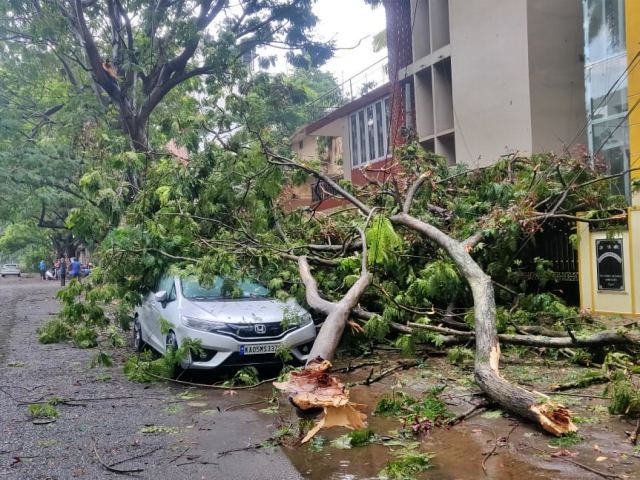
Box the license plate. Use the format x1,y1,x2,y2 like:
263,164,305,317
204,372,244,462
240,344,278,355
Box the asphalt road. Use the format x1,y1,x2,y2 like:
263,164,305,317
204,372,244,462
0,277,302,480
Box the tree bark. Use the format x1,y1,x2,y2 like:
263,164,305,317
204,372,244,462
298,231,372,363
406,323,640,348
391,212,576,436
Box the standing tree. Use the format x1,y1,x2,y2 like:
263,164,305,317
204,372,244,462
1,0,333,192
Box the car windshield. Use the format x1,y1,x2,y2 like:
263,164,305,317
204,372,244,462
180,276,269,300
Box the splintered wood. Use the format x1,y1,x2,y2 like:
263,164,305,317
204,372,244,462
273,359,367,443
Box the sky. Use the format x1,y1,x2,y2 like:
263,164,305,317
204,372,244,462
269,0,388,94
313,0,387,84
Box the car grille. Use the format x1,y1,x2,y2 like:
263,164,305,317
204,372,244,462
221,322,291,340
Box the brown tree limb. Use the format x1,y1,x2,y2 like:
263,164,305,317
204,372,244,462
391,212,576,436
302,227,373,362
407,322,640,348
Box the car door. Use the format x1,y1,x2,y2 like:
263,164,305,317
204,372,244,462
149,276,178,351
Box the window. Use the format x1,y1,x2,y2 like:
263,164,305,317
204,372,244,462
583,0,629,199
349,96,390,168
157,276,176,301
585,0,625,64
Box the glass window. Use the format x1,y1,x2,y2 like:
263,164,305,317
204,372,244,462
587,57,628,120
180,277,268,300
350,114,359,167
358,110,366,164
375,101,384,156
349,96,390,168
367,105,376,161
585,0,625,64
157,276,176,301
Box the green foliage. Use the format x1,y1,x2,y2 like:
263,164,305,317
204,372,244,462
28,403,59,419
548,432,583,447
330,429,374,449
124,338,203,382
379,449,433,480
366,216,403,267
375,391,417,417
605,372,640,417
447,346,474,365
363,314,390,341
275,344,294,363
72,326,98,349
37,319,72,344
90,352,113,368
224,366,260,387
159,318,174,336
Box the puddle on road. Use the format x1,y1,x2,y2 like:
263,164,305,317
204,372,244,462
280,382,559,480
177,360,640,480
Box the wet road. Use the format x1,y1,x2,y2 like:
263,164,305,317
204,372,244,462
0,277,301,479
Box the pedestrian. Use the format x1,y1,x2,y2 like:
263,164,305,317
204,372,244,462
59,256,67,287
69,257,81,282
38,259,46,280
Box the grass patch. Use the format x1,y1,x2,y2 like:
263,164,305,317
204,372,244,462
548,432,583,448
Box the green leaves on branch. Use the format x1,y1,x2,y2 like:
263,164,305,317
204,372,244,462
366,216,402,267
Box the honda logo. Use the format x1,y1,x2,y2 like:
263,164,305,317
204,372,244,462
254,324,266,334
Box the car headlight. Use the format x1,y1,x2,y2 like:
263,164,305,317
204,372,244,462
181,316,228,333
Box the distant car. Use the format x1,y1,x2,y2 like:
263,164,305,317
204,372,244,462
1,264,21,277
133,275,316,370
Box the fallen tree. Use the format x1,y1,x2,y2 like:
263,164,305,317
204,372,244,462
262,147,630,436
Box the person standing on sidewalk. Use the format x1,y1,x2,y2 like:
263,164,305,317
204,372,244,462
38,260,46,280
59,256,67,287
69,258,81,282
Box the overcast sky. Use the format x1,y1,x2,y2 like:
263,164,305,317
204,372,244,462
313,0,387,83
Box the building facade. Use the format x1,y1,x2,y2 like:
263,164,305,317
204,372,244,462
578,0,640,315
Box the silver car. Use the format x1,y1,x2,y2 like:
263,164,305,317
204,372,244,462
133,275,316,369
0,264,21,277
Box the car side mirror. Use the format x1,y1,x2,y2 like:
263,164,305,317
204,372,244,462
154,290,168,304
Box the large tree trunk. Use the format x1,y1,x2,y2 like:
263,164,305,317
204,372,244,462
390,213,576,436
298,255,372,362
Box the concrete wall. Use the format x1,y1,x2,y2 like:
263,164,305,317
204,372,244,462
449,0,533,168
527,0,587,155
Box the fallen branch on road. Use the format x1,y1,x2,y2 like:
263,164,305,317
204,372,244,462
92,441,143,475
407,323,640,348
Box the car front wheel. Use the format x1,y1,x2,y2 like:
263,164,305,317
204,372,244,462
133,318,145,352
